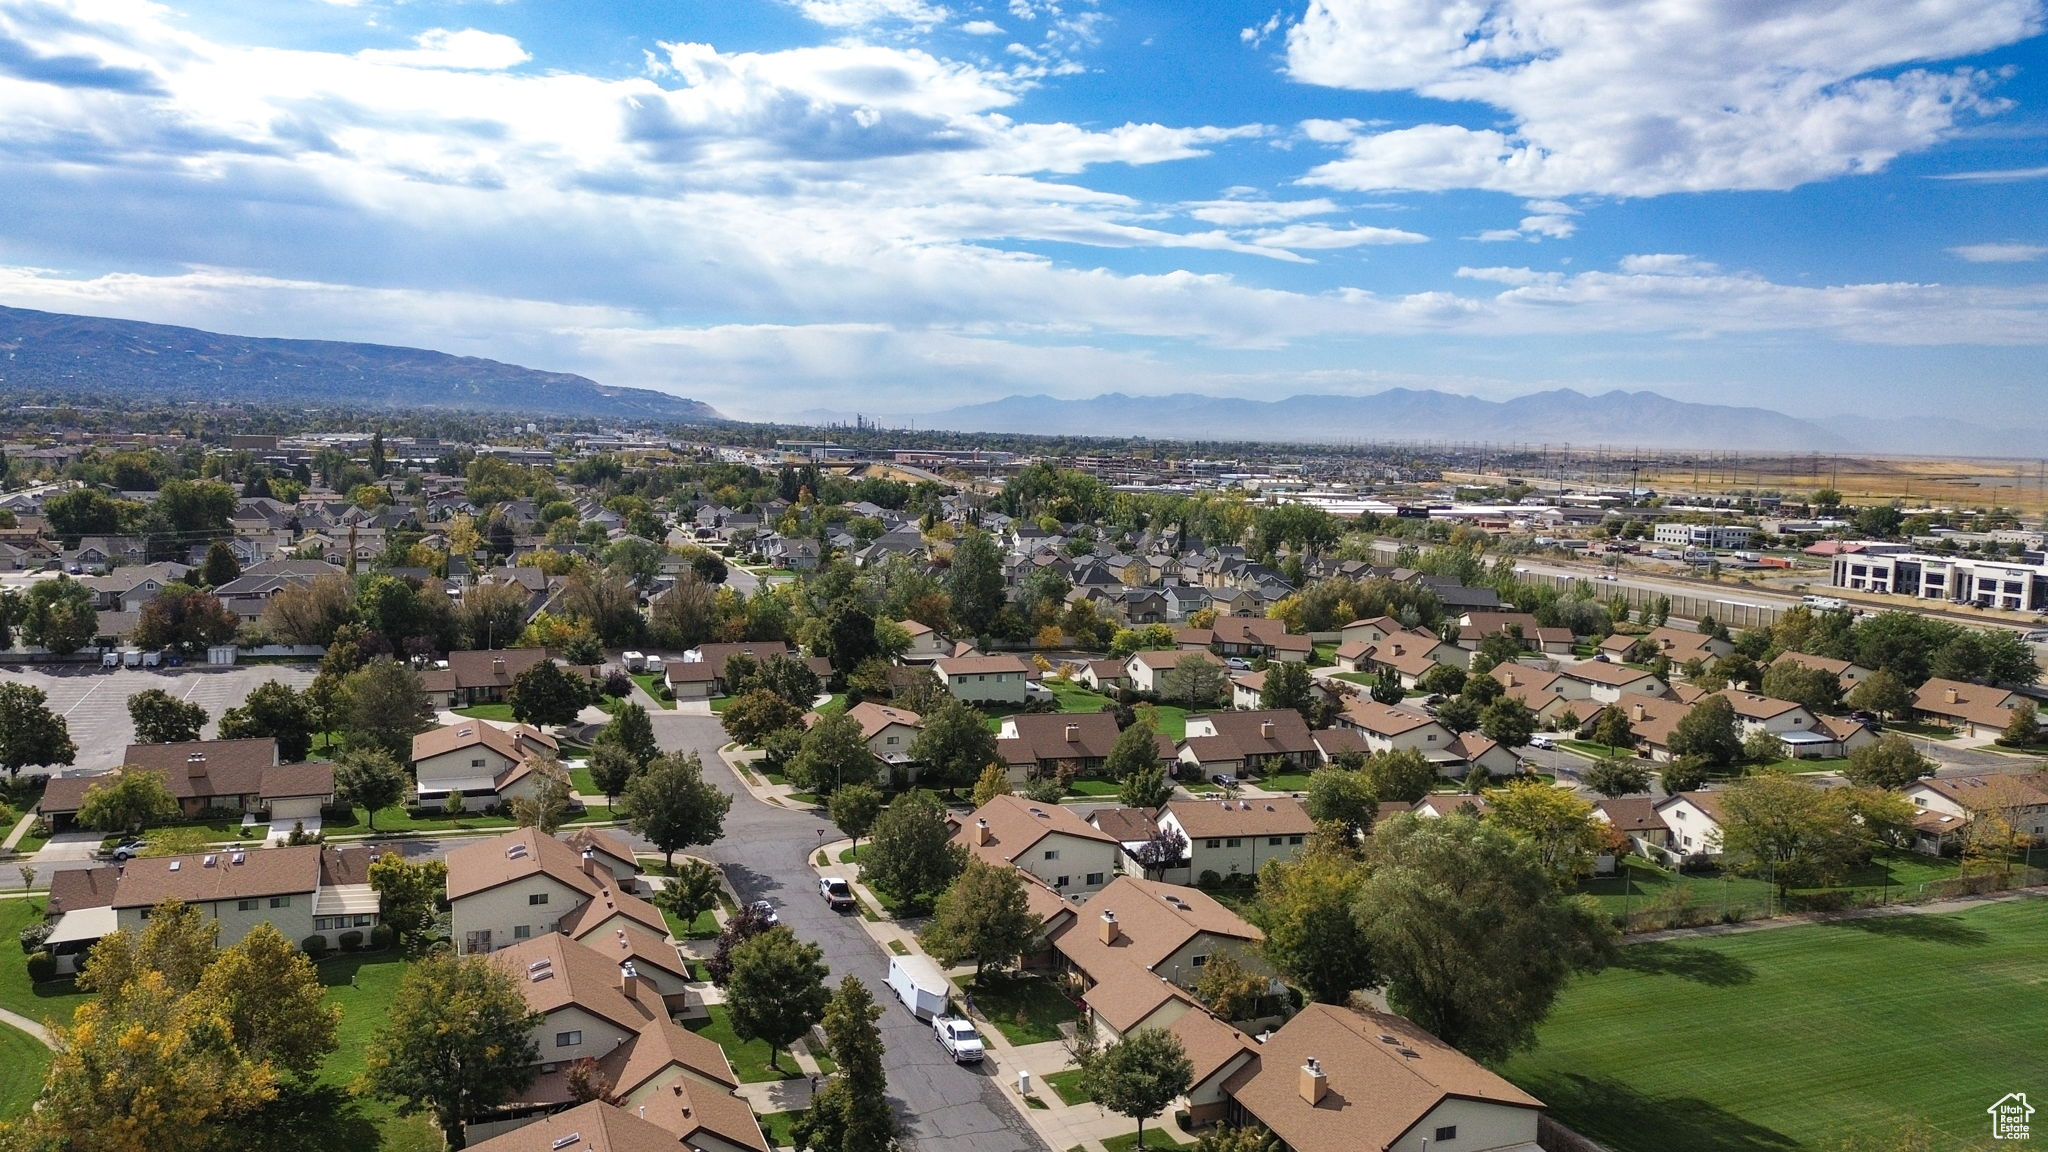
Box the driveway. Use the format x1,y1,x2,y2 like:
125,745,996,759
652,712,1049,1152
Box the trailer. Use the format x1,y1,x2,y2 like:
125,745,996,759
886,954,951,1021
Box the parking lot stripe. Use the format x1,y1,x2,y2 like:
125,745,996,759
61,679,104,717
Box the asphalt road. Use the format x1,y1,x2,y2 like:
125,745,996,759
649,711,1049,1152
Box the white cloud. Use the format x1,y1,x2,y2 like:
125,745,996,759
1182,197,1337,225
1246,223,1427,249
1456,266,1562,287
1934,165,2048,182
1618,254,1722,276
792,0,949,29
960,19,1004,34
1285,0,2045,196
359,28,531,71
1950,243,2048,263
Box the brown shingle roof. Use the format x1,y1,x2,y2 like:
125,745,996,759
840,701,922,740
464,1101,687,1152
410,722,557,766
1000,711,1121,762
1187,710,1317,757
489,933,664,1035
935,654,1033,677
441,648,554,691
1222,1003,1541,1152
1059,875,1261,979
1089,806,1162,843
1163,797,1314,840
108,844,326,910
954,794,1120,867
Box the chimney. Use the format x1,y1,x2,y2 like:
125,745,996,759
1945,687,1959,704
620,961,639,998
1260,720,1275,739
581,846,597,876
1299,1058,1327,1105
493,656,507,677
1631,702,1645,722
1065,723,1080,742
974,818,990,846
1099,911,1119,945
1504,671,1517,687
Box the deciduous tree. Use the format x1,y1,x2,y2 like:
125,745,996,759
215,679,315,762
787,710,877,796
509,756,576,834
362,951,541,1149
134,585,239,655
906,698,996,795
793,976,897,1152
726,927,831,1073
1714,775,1880,896
1191,951,1267,1022
1304,768,1378,840
828,782,884,852
367,853,449,948
1357,747,1436,804
1103,720,1161,784
1119,761,1174,810
721,688,804,747
621,751,732,870
1081,1028,1192,1152
921,856,1040,982
192,921,339,1080
971,762,1013,806
1668,694,1743,765
78,770,180,834
587,743,641,806
338,658,433,761
1355,814,1617,1063
333,747,407,829
21,575,96,655
1479,696,1536,751
1486,780,1607,884
653,859,724,933
1582,754,1651,797
127,688,207,745
1254,848,1373,1003
506,659,587,728
596,701,659,767
1160,657,1226,708
863,789,966,911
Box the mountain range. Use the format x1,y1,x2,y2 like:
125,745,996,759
0,306,720,422
825,389,2043,455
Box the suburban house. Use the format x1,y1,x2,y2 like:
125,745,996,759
446,828,665,957
1157,797,1314,883
1655,790,1729,861
411,723,561,811
825,701,924,782
1597,626,1733,667
994,711,1172,787
41,844,379,974
1219,1003,1544,1152
1126,647,1227,695
1910,678,2031,737
1599,694,1693,761
1594,796,1672,858
1176,616,1312,662
419,649,560,709
81,561,193,611
1903,772,2048,853
933,653,1033,705
37,738,333,831
210,559,346,622
664,642,827,703
467,951,765,1152
1490,668,1589,728
1055,875,1274,1030
1769,649,1874,692
954,794,1125,895
1073,658,1131,694
1177,710,1319,778
1336,700,1456,760
1445,732,1521,779
1555,661,1670,703
896,618,950,663
1087,806,1165,863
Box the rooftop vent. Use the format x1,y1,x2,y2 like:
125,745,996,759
230,850,245,864
1398,1048,1420,1059
1029,807,1048,819
187,752,207,763
1377,1034,1398,1044
458,727,474,738
202,854,218,867
168,860,181,871
551,1135,581,1151
506,844,529,860
527,959,553,974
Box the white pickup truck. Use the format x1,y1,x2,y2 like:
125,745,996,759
933,1016,985,1064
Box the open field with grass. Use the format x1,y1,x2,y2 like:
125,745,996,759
0,1022,48,1119
1580,851,1966,925
1502,899,2047,1152
685,1003,804,1083
1640,454,2048,518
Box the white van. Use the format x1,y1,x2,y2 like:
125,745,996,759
886,954,951,1021
622,651,647,673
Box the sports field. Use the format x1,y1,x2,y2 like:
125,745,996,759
1502,899,2046,1152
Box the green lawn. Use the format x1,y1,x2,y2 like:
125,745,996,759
1558,739,1630,759
1881,720,1957,740
0,900,89,1029
1581,851,1963,925
685,1003,804,1082
1147,706,1189,741
630,673,676,708
710,695,737,713
661,906,721,941
961,974,1080,1047
758,1110,802,1149
1042,1067,1092,1107
1066,779,1120,797
0,1022,48,1119
1102,1130,1192,1152
1258,772,1314,792
570,766,598,795
1502,900,2048,1152
984,682,1115,731
326,805,615,835
452,703,515,722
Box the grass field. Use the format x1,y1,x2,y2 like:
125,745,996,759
0,1022,49,1119
452,703,515,722
1502,899,2047,1152
1579,852,1963,924
685,1003,803,1082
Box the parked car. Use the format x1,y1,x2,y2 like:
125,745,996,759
748,899,778,925
1209,773,1239,788
818,877,855,911
111,839,148,861
934,1016,985,1063
1224,657,1253,671
1528,734,1557,750
1848,710,1881,725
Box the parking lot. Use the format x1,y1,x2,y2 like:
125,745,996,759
0,663,318,774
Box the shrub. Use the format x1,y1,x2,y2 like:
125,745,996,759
1198,869,1223,889
370,922,397,951
25,950,56,983
339,930,365,952
659,687,675,702
19,920,51,954
302,935,328,959
602,669,632,698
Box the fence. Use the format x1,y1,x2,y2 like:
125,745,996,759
1597,862,2048,935
1511,570,1789,631
1539,1115,1614,1152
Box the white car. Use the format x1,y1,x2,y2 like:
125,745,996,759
1528,734,1557,750
934,1016,985,1063
818,877,855,911
748,899,779,925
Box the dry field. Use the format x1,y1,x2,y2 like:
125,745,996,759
1639,454,2048,516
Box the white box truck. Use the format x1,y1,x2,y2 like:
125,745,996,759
886,954,950,1021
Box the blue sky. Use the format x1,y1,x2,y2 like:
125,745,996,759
0,0,2044,424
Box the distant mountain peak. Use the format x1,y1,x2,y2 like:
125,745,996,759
0,305,720,422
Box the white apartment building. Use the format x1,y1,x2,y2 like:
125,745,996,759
1652,523,1755,550
1832,551,2048,612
